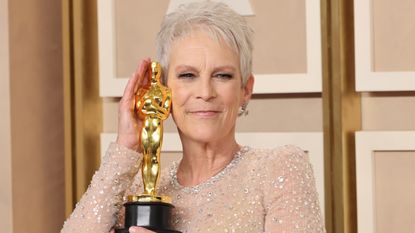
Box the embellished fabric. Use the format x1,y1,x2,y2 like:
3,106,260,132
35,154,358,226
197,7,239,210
61,144,326,233
61,143,141,233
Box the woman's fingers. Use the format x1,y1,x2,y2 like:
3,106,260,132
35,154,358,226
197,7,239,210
109,229,115,233
122,72,138,103
128,226,155,233
121,58,151,103
116,58,152,151
134,58,151,93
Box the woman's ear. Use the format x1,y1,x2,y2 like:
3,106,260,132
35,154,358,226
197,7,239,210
242,74,254,103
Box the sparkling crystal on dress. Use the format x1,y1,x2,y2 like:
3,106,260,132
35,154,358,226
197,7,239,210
61,144,326,233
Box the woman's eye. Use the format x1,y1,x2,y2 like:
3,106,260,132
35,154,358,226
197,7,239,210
177,73,195,79
215,73,233,79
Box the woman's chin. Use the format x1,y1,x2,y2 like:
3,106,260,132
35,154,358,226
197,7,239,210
181,129,229,144
176,119,236,144
190,133,219,144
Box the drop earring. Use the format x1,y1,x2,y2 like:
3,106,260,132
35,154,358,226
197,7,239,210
238,103,249,116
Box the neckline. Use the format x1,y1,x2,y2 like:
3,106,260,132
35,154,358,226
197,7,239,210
169,146,250,194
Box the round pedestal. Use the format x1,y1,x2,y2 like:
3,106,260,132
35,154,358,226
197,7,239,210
115,201,181,233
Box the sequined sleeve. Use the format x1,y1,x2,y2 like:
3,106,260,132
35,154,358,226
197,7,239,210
263,146,325,233
61,142,141,233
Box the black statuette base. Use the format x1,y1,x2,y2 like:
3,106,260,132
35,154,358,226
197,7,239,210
115,201,181,233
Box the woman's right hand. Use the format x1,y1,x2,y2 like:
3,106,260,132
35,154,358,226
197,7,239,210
128,226,155,233
116,58,151,152
109,226,155,233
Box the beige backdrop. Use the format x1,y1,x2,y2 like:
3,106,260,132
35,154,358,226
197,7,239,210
115,0,307,76
360,0,415,232
105,1,415,232
373,0,415,72
103,0,322,174
2,0,415,233
0,0,13,232
362,93,415,130
103,1,415,233
1,0,66,232
374,151,415,233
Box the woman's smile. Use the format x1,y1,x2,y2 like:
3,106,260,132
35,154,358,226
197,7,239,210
166,30,249,143
187,110,222,118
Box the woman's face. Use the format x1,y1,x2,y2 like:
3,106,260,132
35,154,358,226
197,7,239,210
167,30,253,144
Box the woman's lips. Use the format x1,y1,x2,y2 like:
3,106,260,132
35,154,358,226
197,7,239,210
188,110,221,117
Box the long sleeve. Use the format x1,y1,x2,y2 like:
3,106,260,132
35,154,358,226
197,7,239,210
263,146,325,233
61,143,142,233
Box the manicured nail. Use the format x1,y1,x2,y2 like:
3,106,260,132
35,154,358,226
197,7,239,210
129,227,137,233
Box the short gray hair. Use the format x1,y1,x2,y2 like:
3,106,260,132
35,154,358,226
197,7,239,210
156,1,254,85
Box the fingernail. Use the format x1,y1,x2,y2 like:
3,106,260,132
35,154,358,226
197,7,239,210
129,226,139,233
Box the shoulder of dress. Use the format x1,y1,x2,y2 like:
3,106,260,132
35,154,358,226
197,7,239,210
159,162,176,184
246,145,308,166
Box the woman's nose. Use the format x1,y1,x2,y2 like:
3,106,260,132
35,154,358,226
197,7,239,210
196,78,216,101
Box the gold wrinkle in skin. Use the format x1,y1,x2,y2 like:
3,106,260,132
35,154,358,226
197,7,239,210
129,61,172,203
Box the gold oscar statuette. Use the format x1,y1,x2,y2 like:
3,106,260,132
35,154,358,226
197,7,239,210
116,61,181,233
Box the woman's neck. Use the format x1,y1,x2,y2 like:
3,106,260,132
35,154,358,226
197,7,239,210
176,136,240,187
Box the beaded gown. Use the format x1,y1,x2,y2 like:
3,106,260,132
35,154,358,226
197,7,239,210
61,143,325,233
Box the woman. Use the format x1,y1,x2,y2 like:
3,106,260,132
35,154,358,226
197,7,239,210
61,2,325,233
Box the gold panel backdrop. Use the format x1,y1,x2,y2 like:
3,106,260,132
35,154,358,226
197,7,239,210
321,0,360,232
62,0,102,216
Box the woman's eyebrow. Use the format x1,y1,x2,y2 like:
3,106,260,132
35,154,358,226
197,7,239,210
212,65,237,72
174,65,237,73
174,65,198,72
